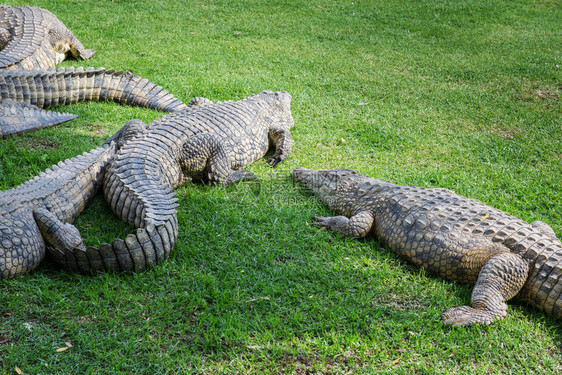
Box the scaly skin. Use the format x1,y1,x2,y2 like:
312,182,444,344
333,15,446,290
0,67,187,138
0,122,143,279
292,167,562,326
47,91,295,274
0,5,95,70
0,99,77,138
0,6,186,137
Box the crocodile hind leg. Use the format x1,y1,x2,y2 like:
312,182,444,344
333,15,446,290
179,132,255,185
33,208,97,272
33,208,85,252
441,252,529,326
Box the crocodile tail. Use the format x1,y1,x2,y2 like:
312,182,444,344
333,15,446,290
47,214,178,273
0,67,187,112
0,99,77,138
92,67,188,112
48,147,180,274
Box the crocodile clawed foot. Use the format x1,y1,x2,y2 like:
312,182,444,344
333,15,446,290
440,306,500,326
79,48,97,60
311,216,331,229
311,215,349,231
224,170,256,185
266,155,283,168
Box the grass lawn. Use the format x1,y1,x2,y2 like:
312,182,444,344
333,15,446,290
1,0,561,373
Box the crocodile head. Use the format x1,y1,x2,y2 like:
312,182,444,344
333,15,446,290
256,90,294,131
292,167,364,213
292,167,392,215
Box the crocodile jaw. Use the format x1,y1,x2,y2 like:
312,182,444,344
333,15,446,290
292,167,359,208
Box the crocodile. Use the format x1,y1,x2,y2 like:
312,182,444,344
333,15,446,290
46,90,294,274
292,167,562,326
0,5,95,70
0,120,145,279
0,6,186,137
0,67,187,138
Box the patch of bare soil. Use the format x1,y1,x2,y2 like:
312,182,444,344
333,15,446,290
0,333,10,345
15,137,60,150
86,123,109,136
517,83,560,102
489,127,522,139
534,88,559,101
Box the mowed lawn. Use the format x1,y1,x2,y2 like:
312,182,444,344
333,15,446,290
0,0,561,373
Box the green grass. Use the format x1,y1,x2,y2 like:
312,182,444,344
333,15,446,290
1,0,561,373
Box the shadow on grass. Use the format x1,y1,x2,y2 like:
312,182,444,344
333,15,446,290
2,150,560,372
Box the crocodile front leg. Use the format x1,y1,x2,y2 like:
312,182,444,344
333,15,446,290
66,34,96,60
312,211,375,238
266,127,294,167
441,252,529,326
180,132,255,185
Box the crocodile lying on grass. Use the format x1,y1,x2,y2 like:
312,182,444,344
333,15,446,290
0,5,95,70
0,121,144,279
292,167,561,326
0,5,186,137
0,67,187,138
43,91,295,274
